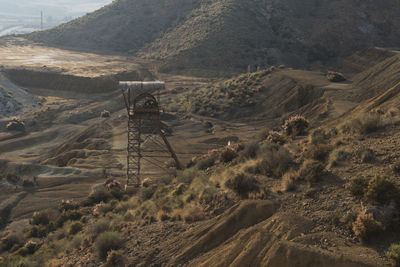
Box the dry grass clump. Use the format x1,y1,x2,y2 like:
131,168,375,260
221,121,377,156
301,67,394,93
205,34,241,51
219,148,238,163
281,171,300,192
240,141,259,159
305,144,331,162
69,221,83,235
105,250,126,267
267,131,286,145
328,149,351,168
386,244,400,267
348,175,369,199
282,115,309,136
299,160,325,184
181,205,205,223
257,146,293,178
309,129,329,145
87,218,110,240
339,113,381,135
356,148,375,163
352,212,382,243
248,190,267,200
392,160,400,174
157,210,171,221
95,231,122,260
364,176,399,205
225,173,259,196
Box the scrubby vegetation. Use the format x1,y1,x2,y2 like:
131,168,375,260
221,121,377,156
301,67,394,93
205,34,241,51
339,113,382,135
352,212,382,243
282,115,309,136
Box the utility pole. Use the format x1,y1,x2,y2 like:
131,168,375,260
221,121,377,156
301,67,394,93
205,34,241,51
40,11,43,30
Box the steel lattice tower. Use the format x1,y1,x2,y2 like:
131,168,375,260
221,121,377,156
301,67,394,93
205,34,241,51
121,81,181,187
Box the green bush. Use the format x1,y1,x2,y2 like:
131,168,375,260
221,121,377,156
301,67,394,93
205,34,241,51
69,221,83,235
95,231,122,260
225,173,259,196
299,160,325,184
348,175,368,199
364,176,399,205
386,244,400,267
105,250,126,267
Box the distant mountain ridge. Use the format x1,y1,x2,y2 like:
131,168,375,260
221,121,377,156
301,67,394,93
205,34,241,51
27,0,400,73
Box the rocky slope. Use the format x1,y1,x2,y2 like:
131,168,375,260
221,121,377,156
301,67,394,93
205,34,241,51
27,0,400,73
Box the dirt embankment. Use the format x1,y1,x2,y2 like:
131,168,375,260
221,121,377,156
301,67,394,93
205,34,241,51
4,68,154,94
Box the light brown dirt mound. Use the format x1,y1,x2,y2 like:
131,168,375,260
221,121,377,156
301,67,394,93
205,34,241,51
149,201,379,266
350,54,400,101
338,47,396,76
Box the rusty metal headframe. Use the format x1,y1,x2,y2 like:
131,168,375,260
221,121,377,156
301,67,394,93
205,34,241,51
120,81,182,187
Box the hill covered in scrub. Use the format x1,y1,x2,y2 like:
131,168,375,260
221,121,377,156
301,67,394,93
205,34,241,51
2,46,400,266
27,0,400,73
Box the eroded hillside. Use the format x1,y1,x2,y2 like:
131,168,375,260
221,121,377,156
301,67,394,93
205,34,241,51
26,0,400,73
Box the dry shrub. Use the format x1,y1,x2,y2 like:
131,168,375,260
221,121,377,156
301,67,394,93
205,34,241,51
392,160,400,174
348,175,368,199
340,113,381,135
364,176,399,205
95,231,122,260
248,190,267,200
356,148,375,163
257,147,293,178
219,148,238,163
386,244,400,267
328,149,351,167
105,250,126,267
267,131,286,145
282,115,309,136
225,173,259,196
309,129,327,145
170,209,183,221
69,221,83,235
258,128,270,141
181,205,205,223
352,213,382,243
157,210,170,222
299,160,325,184
31,209,53,226
305,144,331,162
88,218,110,240
240,141,259,159
281,171,300,192
196,156,215,170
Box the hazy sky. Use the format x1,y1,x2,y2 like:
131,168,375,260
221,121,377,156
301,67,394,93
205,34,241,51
0,0,114,18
